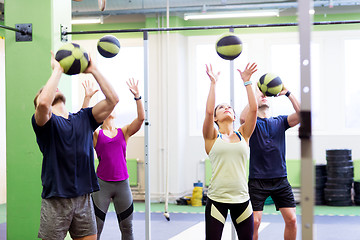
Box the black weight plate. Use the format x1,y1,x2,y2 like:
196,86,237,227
326,177,353,184
326,149,352,156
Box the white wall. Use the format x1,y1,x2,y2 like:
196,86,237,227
147,32,193,201
0,38,6,204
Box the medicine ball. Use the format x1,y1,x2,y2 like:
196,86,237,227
215,33,242,60
257,73,283,96
55,42,89,75
97,35,120,58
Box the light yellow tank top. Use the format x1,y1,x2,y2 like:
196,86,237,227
207,132,250,203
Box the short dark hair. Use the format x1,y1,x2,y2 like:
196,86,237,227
33,87,44,109
33,87,66,109
213,103,236,127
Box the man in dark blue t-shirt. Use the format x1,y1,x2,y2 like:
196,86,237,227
241,85,300,240
32,52,119,240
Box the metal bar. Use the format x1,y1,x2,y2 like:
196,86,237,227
229,27,236,240
63,20,360,36
163,0,170,220
298,0,314,240
143,30,151,240
229,27,235,111
0,24,23,33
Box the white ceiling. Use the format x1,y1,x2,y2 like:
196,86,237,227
71,0,360,17
1,1,360,23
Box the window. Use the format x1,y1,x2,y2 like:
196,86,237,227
97,46,144,129
188,36,248,135
72,39,144,131
188,34,320,135
345,39,360,129
269,43,320,132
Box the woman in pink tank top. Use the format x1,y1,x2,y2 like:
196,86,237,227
82,78,144,240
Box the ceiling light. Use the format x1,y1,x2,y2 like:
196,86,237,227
184,9,279,21
71,16,103,25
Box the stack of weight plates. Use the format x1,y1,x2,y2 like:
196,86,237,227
354,181,360,206
315,164,327,205
324,149,353,206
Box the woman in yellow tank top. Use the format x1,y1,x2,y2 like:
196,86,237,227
202,63,258,240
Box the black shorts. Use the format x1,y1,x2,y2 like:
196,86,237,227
248,177,296,211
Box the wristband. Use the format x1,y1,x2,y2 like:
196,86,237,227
244,81,252,86
134,96,142,101
285,91,291,97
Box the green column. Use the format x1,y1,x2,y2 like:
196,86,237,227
5,0,71,238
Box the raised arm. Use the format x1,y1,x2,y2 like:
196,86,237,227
93,129,100,148
278,86,300,127
34,52,64,126
238,63,258,142
122,78,145,142
81,79,99,109
240,104,249,125
203,64,219,153
85,56,119,123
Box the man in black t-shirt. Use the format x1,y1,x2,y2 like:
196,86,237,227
32,52,119,240
241,85,300,240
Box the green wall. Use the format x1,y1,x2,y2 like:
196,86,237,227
0,21,4,38
5,0,51,238
5,0,71,238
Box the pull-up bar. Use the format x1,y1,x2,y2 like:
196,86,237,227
0,23,32,41
62,20,360,36
0,24,23,33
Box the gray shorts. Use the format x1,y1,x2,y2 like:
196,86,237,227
38,194,97,240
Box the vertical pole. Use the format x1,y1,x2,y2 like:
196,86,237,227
143,30,152,240
0,38,5,206
229,27,236,240
164,0,170,219
229,28,235,110
298,1,314,240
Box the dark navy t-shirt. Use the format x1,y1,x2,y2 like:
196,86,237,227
32,107,101,199
249,115,290,179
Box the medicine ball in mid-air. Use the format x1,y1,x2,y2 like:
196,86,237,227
258,73,283,96
55,43,89,75
97,35,120,58
215,33,243,60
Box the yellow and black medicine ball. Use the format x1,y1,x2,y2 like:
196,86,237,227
257,73,283,96
97,35,120,58
55,43,89,75
215,33,243,60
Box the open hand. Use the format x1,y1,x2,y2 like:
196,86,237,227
82,79,99,98
51,51,63,72
83,53,97,74
127,78,140,98
206,64,220,84
237,62,257,83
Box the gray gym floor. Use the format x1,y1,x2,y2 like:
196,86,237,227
93,212,360,240
1,203,360,239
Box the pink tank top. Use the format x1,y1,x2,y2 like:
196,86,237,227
95,128,129,181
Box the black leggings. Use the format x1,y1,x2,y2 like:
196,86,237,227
205,198,254,240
